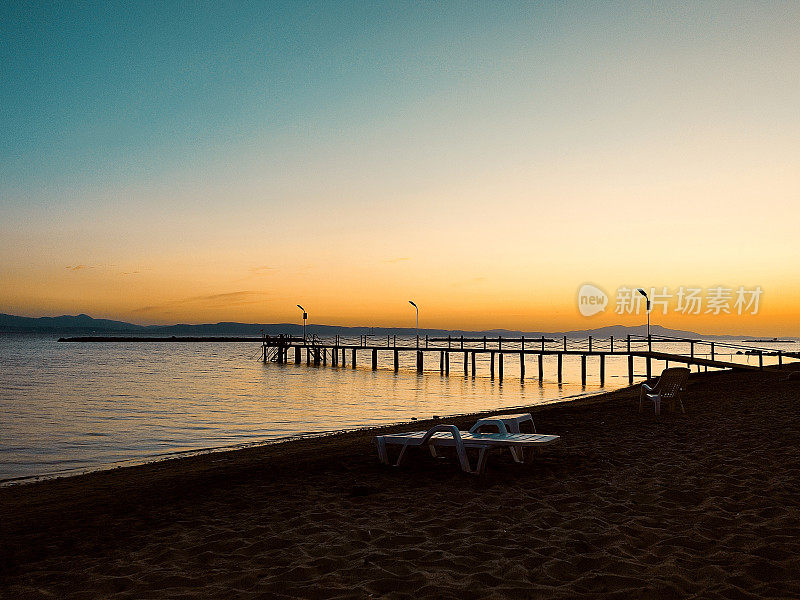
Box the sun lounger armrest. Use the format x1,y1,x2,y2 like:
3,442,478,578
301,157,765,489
420,425,476,473
468,418,510,435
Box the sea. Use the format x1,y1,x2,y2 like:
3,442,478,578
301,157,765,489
1,332,795,483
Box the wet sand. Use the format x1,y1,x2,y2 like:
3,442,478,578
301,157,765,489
3,366,800,599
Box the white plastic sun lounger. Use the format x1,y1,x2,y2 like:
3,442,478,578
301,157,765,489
375,421,560,475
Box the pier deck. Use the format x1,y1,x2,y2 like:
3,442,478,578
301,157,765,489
60,333,793,385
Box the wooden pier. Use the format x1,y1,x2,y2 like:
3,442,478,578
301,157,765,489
58,333,794,386
261,334,790,385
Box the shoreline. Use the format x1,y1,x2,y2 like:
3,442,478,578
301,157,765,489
3,365,800,598
0,387,613,487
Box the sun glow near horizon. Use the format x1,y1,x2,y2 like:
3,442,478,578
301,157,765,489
2,2,799,336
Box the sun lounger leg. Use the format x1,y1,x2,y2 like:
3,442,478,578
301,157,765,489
395,444,409,467
429,445,438,458
654,396,661,416
376,437,389,465
510,445,524,463
475,448,489,475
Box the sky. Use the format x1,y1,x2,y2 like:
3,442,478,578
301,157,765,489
1,1,799,335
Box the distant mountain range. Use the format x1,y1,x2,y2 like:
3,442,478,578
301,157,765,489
1,313,791,341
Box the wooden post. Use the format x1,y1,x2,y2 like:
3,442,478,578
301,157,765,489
541,337,545,352
445,351,450,375
463,351,468,377
538,353,543,380
563,336,567,351
393,349,399,372
341,347,346,367
295,346,301,364
439,351,444,374
498,353,504,380
371,349,377,370
627,335,631,353
610,336,614,353
352,348,357,368
332,346,337,366
499,336,503,351
581,354,586,386
690,341,694,358
262,343,266,363
323,348,327,365
490,352,495,379
416,351,423,372
778,351,783,369
471,351,476,377
710,342,715,361
588,336,592,352
600,354,605,386
646,357,652,380
306,347,310,365
628,354,634,384
759,352,763,370
314,348,321,366
520,352,525,379
557,353,562,383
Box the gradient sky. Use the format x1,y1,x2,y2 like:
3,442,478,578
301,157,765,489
2,1,799,334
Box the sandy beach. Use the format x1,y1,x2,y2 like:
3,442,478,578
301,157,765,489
3,365,800,599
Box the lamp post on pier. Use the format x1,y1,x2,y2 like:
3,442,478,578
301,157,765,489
408,300,419,348
296,304,307,341
636,289,651,342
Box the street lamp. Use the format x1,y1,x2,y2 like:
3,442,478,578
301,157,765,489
636,289,651,340
408,300,419,347
296,304,307,341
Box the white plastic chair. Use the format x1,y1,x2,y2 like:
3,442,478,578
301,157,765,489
640,367,690,415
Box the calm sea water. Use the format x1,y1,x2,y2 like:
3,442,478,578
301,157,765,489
1,333,795,482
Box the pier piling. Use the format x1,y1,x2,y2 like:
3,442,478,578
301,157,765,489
600,354,605,386
581,355,587,386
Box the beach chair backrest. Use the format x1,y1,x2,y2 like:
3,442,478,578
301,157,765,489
655,367,690,398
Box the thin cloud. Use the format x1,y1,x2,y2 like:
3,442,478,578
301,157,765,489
250,266,275,275
133,291,266,313
66,263,123,272
451,276,487,287
383,257,411,264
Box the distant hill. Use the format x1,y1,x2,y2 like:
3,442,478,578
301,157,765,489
2,312,789,341
0,313,145,332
